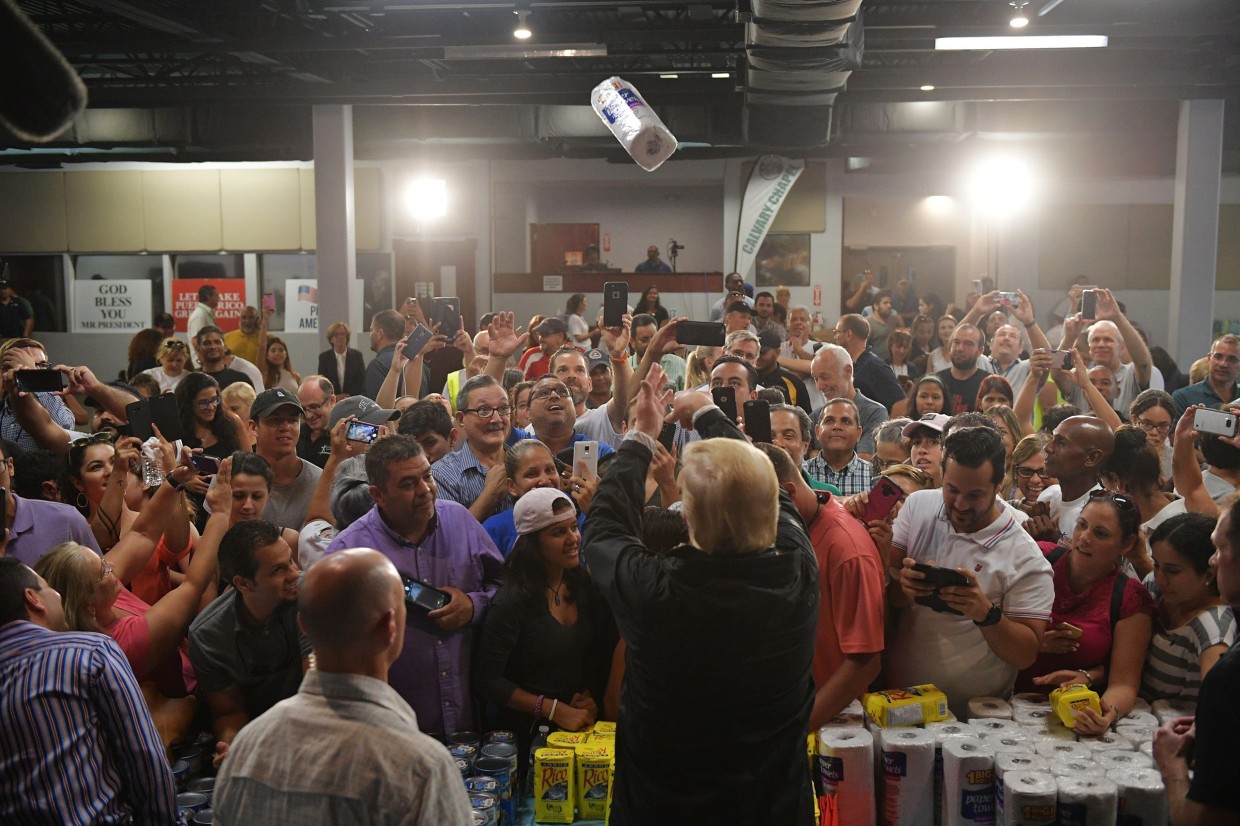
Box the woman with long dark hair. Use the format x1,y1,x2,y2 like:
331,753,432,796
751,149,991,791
633,285,669,327
262,336,301,392
176,372,244,461
126,328,164,380
475,488,615,754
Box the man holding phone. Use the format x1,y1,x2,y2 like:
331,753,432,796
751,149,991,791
888,426,1053,718
1055,288,1153,416
1171,334,1240,426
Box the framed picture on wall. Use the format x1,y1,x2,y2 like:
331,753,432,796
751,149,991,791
756,233,810,287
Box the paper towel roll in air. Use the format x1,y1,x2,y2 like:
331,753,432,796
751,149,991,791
1119,709,1159,729
1033,741,1093,762
970,718,1024,737
1107,768,1169,825
880,727,936,826
1081,732,1135,752
1095,749,1153,772
943,739,996,826
1116,723,1156,748
966,697,1013,720
1056,775,1118,825
590,77,678,172
819,727,876,826
1001,770,1057,826
994,753,1046,824
1151,698,1196,724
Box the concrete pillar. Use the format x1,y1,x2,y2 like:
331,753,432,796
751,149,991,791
1168,99,1224,364
312,105,356,348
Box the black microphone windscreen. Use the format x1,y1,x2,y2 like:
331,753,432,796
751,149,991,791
0,0,87,142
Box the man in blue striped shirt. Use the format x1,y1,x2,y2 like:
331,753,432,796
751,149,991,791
0,558,177,825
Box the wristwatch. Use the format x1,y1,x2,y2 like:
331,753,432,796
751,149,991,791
975,603,1003,627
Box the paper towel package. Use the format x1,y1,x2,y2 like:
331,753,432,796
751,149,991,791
880,727,936,826
819,727,877,826
966,696,1014,720
927,721,980,825
590,77,678,172
1095,749,1154,772
865,685,950,728
1116,723,1156,747
980,732,1030,755
942,739,996,826
1082,731,1135,752
1050,759,1105,779
1108,768,1169,825
1055,775,1118,825
1033,741,1093,762
1001,770,1057,826
969,718,1024,737
1151,698,1197,724
994,753,1047,823
926,721,981,741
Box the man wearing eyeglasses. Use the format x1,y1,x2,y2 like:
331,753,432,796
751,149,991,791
525,376,616,464
432,375,520,521
1171,334,1240,426
295,375,337,468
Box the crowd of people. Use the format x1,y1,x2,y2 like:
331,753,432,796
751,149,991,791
1,273,1238,825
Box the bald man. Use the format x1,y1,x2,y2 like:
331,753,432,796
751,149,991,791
1037,416,1115,543
215,549,472,825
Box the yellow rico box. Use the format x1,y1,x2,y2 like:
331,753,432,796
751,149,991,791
1049,683,1102,729
863,684,950,727
534,747,575,824
591,721,616,735
547,731,591,749
576,743,613,819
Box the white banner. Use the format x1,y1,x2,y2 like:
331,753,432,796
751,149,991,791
734,155,805,279
284,279,319,331
73,279,152,333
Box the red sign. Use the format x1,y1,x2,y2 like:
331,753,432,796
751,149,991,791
813,284,822,307
171,278,247,333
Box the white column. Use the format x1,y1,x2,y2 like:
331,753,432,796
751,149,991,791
312,105,356,349
1169,99,1224,364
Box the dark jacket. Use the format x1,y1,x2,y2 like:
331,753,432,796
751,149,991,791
583,408,818,826
317,347,366,397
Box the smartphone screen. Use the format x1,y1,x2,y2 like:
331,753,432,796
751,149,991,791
711,386,738,423
190,455,220,475
15,369,64,394
603,281,628,328
403,324,434,360
1049,350,1075,371
262,292,276,313
434,297,461,336
658,421,676,453
346,420,381,443
1080,289,1097,320
402,576,449,611
743,399,771,443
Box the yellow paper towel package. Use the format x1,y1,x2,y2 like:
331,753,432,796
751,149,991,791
534,747,575,824
864,684,950,728
1049,683,1102,729
575,743,613,819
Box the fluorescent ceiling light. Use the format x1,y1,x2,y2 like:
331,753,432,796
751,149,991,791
936,35,1107,50
712,72,730,78
920,84,935,91
444,44,606,59
660,73,679,79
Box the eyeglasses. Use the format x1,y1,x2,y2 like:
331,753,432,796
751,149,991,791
1015,465,1053,479
163,341,187,351
1135,418,1171,434
461,404,512,419
1088,489,1138,511
531,387,570,401
302,401,328,414
97,560,114,584
194,395,222,410
33,361,51,369
70,431,116,450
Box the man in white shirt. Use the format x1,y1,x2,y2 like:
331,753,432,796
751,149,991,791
888,425,1053,717
708,272,754,321
187,284,219,346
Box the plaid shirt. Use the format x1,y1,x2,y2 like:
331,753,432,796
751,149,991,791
804,452,874,495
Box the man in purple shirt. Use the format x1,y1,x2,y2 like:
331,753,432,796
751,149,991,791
324,434,503,736
0,441,101,565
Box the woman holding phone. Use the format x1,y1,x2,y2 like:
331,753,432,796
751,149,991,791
1016,490,1155,735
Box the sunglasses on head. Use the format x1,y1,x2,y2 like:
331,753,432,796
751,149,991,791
70,431,116,450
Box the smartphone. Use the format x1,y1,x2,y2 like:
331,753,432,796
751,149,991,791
1056,621,1084,639
190,455,220,475
971,278,984,294
675,321,726,347
434,297,461,336
1194,407,1239,439
997,291,1020,308
401,575,450,612
863,476,906,523
125,394,183,442
1080,289,1097,321
1048,350,1075,371
743,399,771,443
262,292,276,313
603,281,628,328
658,421,676,453
15,369,64,393
911,562,971,616
711,386,738,423
403,323,434,360
346,420,382,444
572,440,599,479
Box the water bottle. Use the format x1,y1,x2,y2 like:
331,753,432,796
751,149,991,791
141,441,165,489
523,724,550,800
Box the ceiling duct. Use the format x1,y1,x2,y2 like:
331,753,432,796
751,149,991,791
744,0,864,148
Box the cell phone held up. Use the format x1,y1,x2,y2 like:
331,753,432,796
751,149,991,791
402,324,434,360
433,297,461,336
401,575,450,612
675,321,726,348
1080,289,1097,321
1048,349,1075,371
1193,407,1239,439
743,399,771,443
711,386,738,424
15,369,64,394
862,476,905,524
603,281,628,328
911,562,971,616
572,440,599,480
346,420,382,444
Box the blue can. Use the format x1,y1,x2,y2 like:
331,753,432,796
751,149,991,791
448,730,482,749
450,743,478,767
484,730,516,745
472,757,514,826
176,792,209,816
171,759,191,787
481,742,518,778
465,775,501,796
186,777,215,803
192,812,214,825
468,792,498,825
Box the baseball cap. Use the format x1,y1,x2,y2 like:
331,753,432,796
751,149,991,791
329,395,400,429
513,487,576,536
585,348,610,372
533,317,568,336
0,279,10,288
902,412,951,438
250,388,304,421
758,330,782,352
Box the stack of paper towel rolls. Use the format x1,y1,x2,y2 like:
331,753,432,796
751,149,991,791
879,728,935,826
817,727,876,826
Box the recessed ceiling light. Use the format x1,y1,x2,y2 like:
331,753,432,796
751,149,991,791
936,35,1108,50
513,9,531,39
712,72,730,79
660,73,679,79
920,84,935,91
1010,1,1030,27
